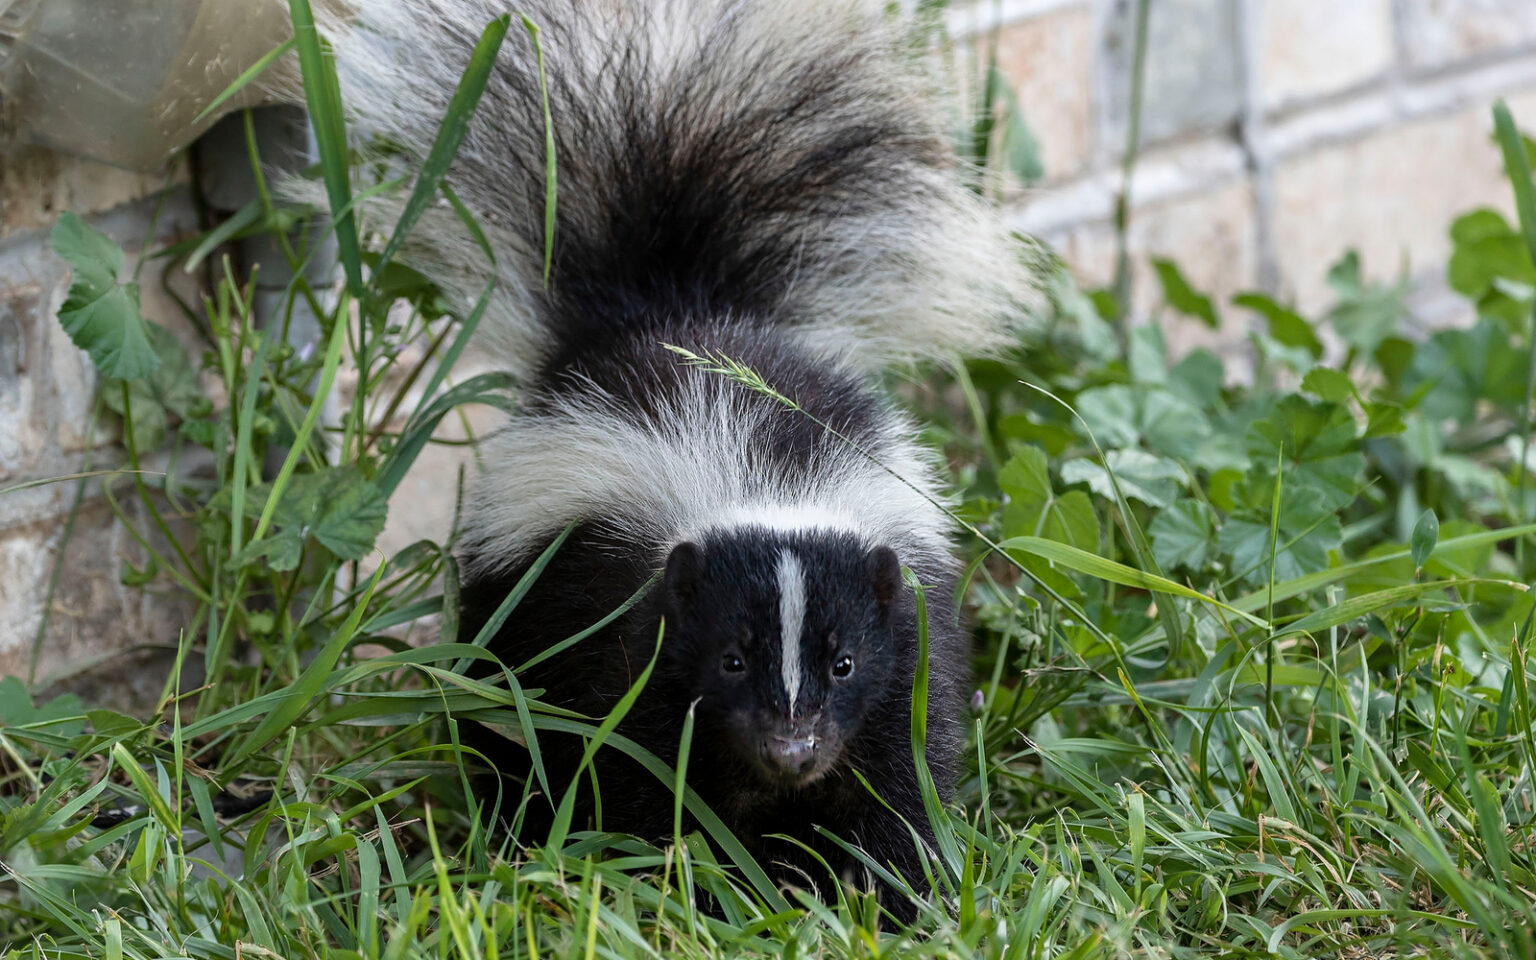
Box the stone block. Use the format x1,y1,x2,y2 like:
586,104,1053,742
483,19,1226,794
1101,0,1242,149
1270,100,1536,311
1398,0,1536,72
0,287,45,483
0,145,170,240
989,4,1097,181
1045,175,1259,361
0,523,54,677
1260,0,1394,110
18,500,196,694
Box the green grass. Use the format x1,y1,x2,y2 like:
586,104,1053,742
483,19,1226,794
6,4,1536,957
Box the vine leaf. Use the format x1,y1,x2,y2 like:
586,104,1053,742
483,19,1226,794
50,213,159,381
228,466,388,571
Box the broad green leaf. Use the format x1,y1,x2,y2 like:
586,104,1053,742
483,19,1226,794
1404,319,1527,423
102,324,206,450
50,213,158,380
1061,449,1184,509
1149,499,1218,572
1000,449,1098,545
999,446,1099,600
1152,258,1218,327
1411,509,1440,570
1167,349,1224,408
1074,384,1210,461
231,466,387,570
1364,401,1406,437
1219,481,1344,587
1233,291,1321,358
1245,395,1363,512
1128,323,1170,384
228,529,306,572
1374,337,1415,390
1325,250,1409,354
1300,367,1357,404
1447,209,1536,310
1073,385,1139,448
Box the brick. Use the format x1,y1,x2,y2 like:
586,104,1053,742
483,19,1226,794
1399,0,1536,72
1101,0,1242,148
1260,0,1394,110
1045,176,1259,361
0,145,170,240
990,5,1097,181
1270,101,1536,311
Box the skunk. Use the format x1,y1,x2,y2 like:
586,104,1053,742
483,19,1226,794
319,0,1033,912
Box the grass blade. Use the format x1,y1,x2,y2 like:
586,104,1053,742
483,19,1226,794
288,0,363,295
372,17,511,284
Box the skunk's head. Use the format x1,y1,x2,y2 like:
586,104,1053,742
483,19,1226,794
661,529,905,789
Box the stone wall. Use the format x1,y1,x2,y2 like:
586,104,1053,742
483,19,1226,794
3,0,1536,696
0,150,200,702
971,0,1536,360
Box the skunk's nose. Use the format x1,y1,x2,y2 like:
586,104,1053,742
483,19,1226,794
765,736,818,776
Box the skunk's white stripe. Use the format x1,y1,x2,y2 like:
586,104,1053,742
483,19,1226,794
776,551,807,714
459,371,957,576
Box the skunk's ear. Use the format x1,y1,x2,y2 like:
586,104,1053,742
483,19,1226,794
867,545,901,621
664,541,705,614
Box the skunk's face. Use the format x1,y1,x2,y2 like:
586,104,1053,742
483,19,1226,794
661,531,904,789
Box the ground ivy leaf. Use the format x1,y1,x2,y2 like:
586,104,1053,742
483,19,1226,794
1411,508,1439,570
1233,291,1322,358
1246,395,1364,511
50,212,159,381
1167,349,1224,408
1152,258,1218,328
1061,450,1185,509
305,478,388,559
1404,319,1527,424
229,466,388,570
1074,384,1211,461
229,529,306,572
1073,385,1140,449
1149,499,1218,572
276,466,388,561
1129,323,1170,384
102,324,203,450
1364,401,1406,437
1000,446,1099,600
1300,367,1357,404
1218,512,1342,586
1325,249,1409,354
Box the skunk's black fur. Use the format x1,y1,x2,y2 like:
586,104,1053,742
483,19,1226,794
314,0,1033,915
458,325,969,910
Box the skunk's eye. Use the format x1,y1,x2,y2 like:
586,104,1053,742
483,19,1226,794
722,653,746,674
832,655,854,679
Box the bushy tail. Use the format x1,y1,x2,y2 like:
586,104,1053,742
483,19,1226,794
320,0,1036,379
